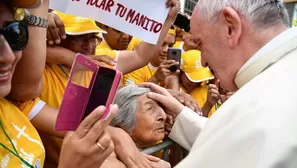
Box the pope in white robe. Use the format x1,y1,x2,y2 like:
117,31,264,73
142,0,297,167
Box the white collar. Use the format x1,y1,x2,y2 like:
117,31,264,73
180,42,185,53
148,63,158,70
234,27,297,88
238,27,297,74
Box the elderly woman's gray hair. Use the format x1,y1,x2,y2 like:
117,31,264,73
111,85,152,133
195,0,289,28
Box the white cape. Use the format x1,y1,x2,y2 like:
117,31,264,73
169,28,297,168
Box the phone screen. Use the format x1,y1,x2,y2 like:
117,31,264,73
174,13,190,32
84,68,115,119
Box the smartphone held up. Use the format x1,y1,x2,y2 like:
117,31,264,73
55,54,122,131
167,48,182,72
173,13,190,32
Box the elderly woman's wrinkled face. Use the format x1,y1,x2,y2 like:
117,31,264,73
131,94,167,148
0,3,23,97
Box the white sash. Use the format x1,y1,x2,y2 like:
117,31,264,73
235,36,297,88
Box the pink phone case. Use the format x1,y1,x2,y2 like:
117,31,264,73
55,54,122,131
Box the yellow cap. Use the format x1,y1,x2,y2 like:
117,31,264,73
181,50,214,83
168,26,176,36
52,10,106,36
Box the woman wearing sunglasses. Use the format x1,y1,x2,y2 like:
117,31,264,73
0,1,117,168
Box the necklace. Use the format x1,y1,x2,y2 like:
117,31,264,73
58,64,69,78
0,120,34,168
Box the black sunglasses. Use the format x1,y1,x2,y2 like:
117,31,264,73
0,22,28,51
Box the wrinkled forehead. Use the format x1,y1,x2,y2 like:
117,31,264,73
137,93,152,102
137,93,159,106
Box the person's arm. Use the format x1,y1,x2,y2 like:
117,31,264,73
201,102,214,118
168,107,208,150
164,75,180,90
47,46,117,68
116,2,180,74
46,46,76,68
10,0,49,101
18,98,66,138
201,84,220,117
30,104,66,138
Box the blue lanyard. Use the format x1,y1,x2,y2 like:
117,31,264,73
0,120,34,168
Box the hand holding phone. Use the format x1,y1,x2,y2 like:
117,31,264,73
55,54,122,131
154,60,179,82
167,48,181,72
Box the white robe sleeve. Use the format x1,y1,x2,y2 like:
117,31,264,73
168,107,208,150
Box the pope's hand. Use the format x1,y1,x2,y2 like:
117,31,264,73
167,89,201,114
139,83,184,119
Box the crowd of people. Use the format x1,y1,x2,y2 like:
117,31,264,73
1,0,297,168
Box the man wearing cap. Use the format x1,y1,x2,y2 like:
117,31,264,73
46,10,178,76
123,27,178,86
95,22,132,51
167,50,218,117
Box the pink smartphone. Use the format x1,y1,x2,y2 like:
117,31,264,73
55,54,122,131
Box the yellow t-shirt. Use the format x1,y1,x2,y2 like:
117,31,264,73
123,63,157,85
0,98,45,168
18,97,46,121
180,83,217,117
96,40,118,59
40,64,93,167
173,41,183,49
41,64,69,109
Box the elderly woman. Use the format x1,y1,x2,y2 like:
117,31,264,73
112,85,171,168
112,85,167,149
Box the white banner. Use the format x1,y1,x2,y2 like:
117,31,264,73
49,0,169,44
